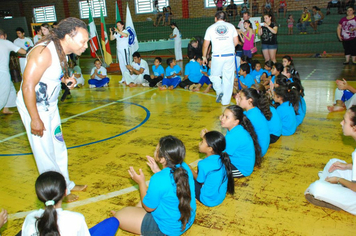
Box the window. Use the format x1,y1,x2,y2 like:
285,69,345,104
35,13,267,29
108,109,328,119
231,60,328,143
135,0,170,14
79,0,107,19
205,0,244,8
33,5,56,23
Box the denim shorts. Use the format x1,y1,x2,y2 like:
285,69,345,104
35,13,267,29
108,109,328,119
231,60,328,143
261,44,278,50
141,213,165,236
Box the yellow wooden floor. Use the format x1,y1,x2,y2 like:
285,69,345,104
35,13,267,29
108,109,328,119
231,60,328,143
1,73,356,235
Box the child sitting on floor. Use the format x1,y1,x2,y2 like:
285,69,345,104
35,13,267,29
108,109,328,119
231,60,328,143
159,58,182,90
190,131,234,207
193,59,212,93
179,54,202,90
89,59,110,88
143,57,164,87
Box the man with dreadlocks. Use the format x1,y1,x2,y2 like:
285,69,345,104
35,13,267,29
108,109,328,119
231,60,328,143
16,17,89,202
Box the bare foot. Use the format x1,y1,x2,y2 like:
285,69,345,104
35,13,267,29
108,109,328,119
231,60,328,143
159,86,167,90
327,105,345,112
2,108,14,114
71,185,87,192
203,88,210,93
168,85,174,90
193,87,200,92
129,83,137,87
65,194,79,203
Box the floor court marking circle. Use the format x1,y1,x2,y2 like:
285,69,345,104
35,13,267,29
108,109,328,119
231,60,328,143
6,91,213,219
0,101,150,156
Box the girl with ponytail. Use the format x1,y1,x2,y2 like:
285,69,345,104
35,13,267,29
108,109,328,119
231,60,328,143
236,88,271,156
191,131,234,207
207,105,261,178
251,84,282,144
22,171,119,236
114,136,196,235
273,84,300,136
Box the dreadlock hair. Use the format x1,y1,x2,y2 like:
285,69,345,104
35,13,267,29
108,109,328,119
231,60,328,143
39,17,87,80
241,88,272,120
35,171,66,236
274,83,300,114
203,131,234,195
226,105,262,167
157,136,192,231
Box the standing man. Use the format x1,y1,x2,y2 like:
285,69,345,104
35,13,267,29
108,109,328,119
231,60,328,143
203,11,238,106
0,29,26,114
16,17,89,202
13,27,34,75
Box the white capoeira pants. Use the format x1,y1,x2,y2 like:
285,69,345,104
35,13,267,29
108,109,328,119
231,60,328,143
117,48,129,75
305,158,356,215
123,71,144,85
174,38,182,61
17,104,75,194
334,88,356,109
0,70,11,110
210,55,235,105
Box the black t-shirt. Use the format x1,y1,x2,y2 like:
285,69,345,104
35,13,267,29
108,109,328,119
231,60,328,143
261,23,278,45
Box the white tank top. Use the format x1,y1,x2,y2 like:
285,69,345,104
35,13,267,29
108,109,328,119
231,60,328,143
17,41,64,112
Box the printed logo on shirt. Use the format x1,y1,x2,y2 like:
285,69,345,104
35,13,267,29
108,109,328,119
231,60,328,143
127,26,136,46
215,25,228,36
25,41,31,48
54,125,64,142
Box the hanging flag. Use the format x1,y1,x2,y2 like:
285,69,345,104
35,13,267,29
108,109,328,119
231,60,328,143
125,3,139,60
100,6,112,65
116,1,121,22
88,8,99,58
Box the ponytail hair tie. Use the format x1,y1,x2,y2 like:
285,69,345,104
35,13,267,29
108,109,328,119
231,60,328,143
45,200,55,206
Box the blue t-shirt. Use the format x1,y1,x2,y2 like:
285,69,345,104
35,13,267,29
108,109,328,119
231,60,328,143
245,107,270,157
152,64,165,77
296,96,306,126
250,69,264,83
143,162,196,235
276,101,297,136
239,74,255,88
208,68,211,76
197,154,228,207
184,60,202,83
165,65,182,78
268,106,282,137
271,75,276,84
225,125,255,176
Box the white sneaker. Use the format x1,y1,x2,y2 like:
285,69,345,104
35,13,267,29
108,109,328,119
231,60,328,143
104,83,108,87
142,82,149,87
89,85,95,88
119,79,125,84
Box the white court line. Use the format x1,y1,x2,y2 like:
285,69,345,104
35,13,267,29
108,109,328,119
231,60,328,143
304,69,316,80
0,88,155,143
8,159,201,220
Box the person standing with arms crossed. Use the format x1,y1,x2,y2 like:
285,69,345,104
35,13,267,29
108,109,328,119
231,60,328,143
16,17,89,202
202,11,238,105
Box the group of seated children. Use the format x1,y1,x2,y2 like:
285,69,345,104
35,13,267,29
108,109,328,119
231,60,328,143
235,55,306,140
117,52,213,93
